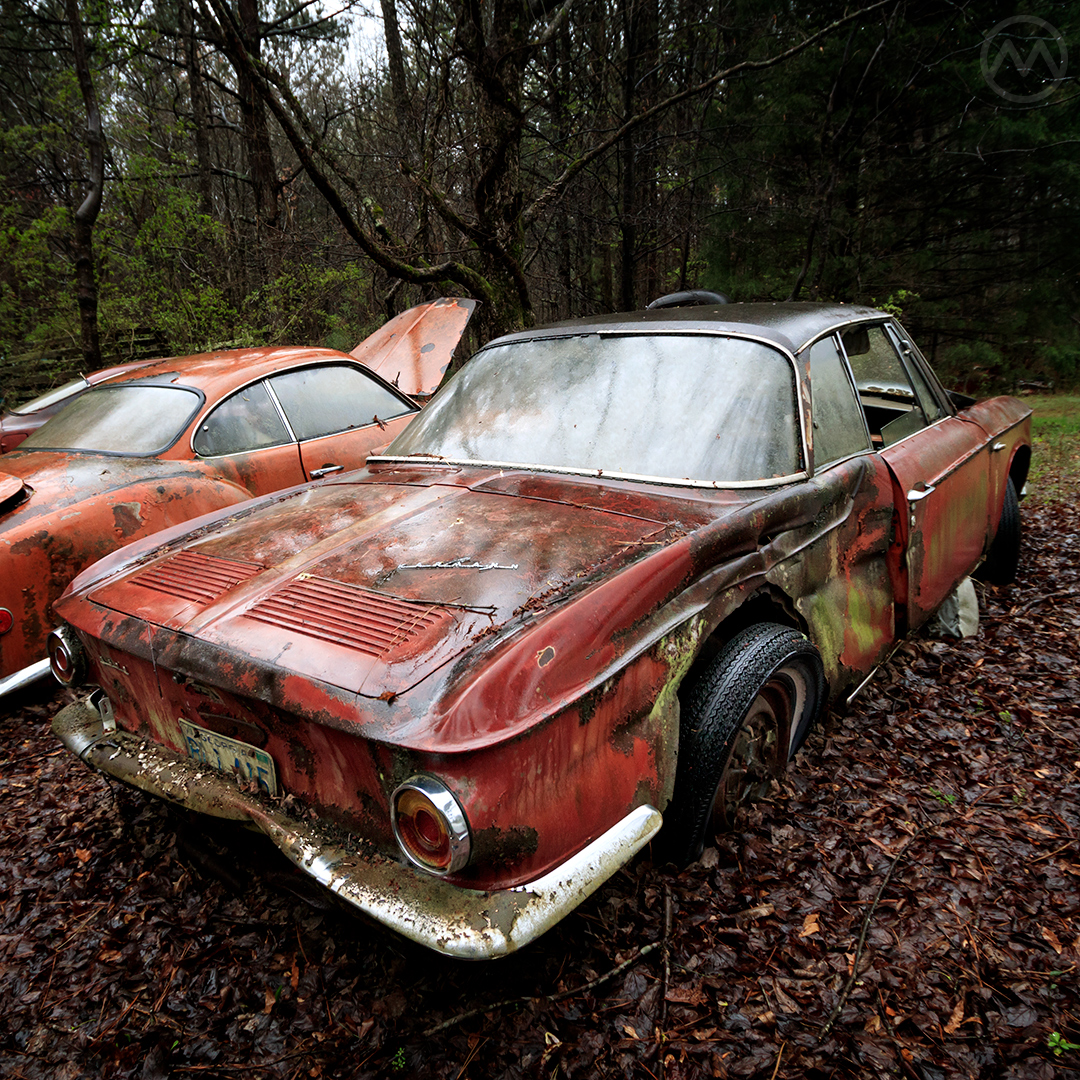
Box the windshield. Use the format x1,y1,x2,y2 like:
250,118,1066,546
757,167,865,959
384,333,801,485
19,384,202,455
10,377,90,415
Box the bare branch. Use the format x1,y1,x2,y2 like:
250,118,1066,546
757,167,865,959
522,0,898,231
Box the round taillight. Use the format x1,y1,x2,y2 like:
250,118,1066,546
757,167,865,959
0,608,12,635
391,776,470,875
47,626,88,687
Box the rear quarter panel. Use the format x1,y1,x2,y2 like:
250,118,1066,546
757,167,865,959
0,470,255,677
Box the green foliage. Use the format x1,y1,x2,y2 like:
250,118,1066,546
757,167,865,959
1049,1032,1080,1056
0,203,78,355
241,262,375,353
933,340,1004,397
1026,393,1080,499
699,1,1080,389
872,291,921,319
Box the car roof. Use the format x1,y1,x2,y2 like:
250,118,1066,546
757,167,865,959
106,346,359,397
495,302,888,355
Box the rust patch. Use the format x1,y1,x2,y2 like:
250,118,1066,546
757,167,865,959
112,501,144,538
536,646,556,668
471,823,540,869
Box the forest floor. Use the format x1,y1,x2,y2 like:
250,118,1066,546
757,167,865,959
1,467,1078,1080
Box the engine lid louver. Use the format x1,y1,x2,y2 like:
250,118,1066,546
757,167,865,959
129,551,264,604
243,575,452,657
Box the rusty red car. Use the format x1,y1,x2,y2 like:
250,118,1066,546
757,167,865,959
49,302,1030,958
0,298,474,695
0,359,158,453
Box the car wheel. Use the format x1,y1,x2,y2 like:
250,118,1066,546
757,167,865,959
663,623,825,865
978,477,1020,586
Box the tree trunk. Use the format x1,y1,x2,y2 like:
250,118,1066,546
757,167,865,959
65,0,104,369
179,0,214,216
236,0,278,232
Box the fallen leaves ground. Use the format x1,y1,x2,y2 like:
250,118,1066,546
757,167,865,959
2,481,1078,1080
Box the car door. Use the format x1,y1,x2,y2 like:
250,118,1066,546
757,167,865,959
267,363,421,481
841,323,992,630
192,380,308,494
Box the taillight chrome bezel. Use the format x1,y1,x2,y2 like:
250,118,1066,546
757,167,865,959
47,626,88,687
390,775,471,875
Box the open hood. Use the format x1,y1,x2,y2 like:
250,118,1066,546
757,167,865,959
351,298,476,398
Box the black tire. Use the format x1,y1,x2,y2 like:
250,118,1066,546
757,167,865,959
978,477,1021,586
662,624,825,866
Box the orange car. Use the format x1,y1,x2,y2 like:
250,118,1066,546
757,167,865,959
0,359,164,453
0,298,474,695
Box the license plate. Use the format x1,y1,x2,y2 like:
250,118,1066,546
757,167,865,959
179,719,279,796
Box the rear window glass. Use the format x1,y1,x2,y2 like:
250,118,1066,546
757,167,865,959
387,334,801,484
20,385,202,455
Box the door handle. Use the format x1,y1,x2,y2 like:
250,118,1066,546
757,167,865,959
310,463,344,479
991,441,1007,452
906,484,936,502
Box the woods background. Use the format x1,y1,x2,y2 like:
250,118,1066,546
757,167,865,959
1,0,1077,402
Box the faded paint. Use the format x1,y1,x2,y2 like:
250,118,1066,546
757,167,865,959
54,691,661,958
0,299,474,683
48,305,1032,954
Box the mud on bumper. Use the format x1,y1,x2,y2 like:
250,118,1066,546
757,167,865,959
52,696,663,959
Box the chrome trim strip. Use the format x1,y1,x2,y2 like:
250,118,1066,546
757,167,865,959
53,699,663,959
0,658,52,698
368,456,806,490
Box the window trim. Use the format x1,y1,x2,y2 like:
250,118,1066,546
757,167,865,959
190,361,419,459
378,329,810,488
20,383,205,457
804,331,873,475
885,321,955,419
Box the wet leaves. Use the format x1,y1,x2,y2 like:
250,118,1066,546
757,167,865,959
2,486,1079,1079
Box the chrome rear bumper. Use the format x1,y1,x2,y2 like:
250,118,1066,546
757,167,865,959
52,697,662,959
0,658,52,698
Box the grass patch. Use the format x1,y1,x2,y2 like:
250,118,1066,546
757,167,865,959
1023,393,1080,501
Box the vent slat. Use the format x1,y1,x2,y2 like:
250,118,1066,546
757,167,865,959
130,551,263,604
243,577,450,657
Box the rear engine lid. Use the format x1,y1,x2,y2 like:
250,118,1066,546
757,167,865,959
81,475,682,697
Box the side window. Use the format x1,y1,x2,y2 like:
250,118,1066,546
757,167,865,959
886,324,946,423
194,381,291,456
841,325,931,448
807,336,871,467
268,364,415,442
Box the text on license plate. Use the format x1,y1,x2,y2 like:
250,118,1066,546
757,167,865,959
179,719,279,796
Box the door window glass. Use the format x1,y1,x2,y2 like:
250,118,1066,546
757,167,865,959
194,381,290,456
269,365,414,442
841,325,928,447
807,336,871,467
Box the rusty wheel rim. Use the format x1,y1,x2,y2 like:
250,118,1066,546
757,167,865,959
710,664,807,831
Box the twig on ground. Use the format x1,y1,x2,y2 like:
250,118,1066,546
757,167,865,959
421,942,661,1038
816,824,926,1043
1013,589,1080,616
769,1042,786,1080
